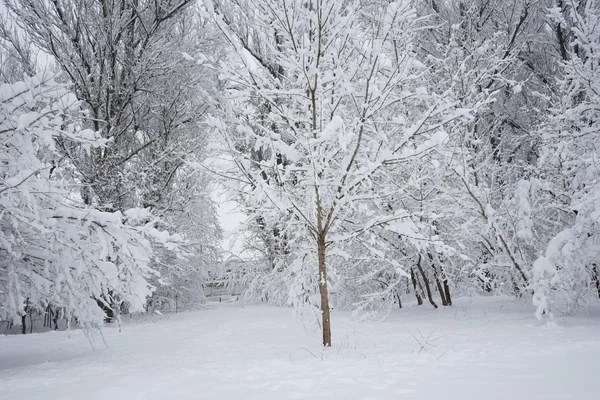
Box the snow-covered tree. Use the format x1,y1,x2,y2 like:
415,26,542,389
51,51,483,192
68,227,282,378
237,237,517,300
530,0,600,317
401,0,562,303
0,73,182,329
5,0,211,212
4,0,223,315
211,0,466,345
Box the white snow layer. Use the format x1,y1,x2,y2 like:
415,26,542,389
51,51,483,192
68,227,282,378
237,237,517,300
1,297,599,399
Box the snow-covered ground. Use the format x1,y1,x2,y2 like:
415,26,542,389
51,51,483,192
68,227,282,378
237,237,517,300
1,297,599,400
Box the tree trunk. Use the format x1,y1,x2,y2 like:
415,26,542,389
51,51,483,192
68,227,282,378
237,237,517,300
21,314,26,334
417,254,438,309
317,234,332,347
593,265,600,299
44,305,51,328
441,265,452,306
53,310,59,330
434,273,448,306
429,254,448,306
410,268,423,305
395,290,402,309
97,294,114,322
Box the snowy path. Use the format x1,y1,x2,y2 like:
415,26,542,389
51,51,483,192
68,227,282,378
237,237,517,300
1,298,599,400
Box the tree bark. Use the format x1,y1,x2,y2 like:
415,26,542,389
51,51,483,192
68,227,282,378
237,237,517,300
417,254,438,309
395,290,402,309
410,268,423,305
434,273,448,306
53,310,59,330
593,265,600,299
317,234,332,347
44,305,51,328
440,264,452,306
429,254,448,306
555,0,570,62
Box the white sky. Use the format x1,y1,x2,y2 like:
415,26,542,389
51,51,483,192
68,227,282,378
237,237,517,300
212,188,246,256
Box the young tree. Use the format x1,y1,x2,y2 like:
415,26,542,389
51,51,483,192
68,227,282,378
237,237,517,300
211,0,463,345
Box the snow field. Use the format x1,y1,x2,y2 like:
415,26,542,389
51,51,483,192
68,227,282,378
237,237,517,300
1,297,599,400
